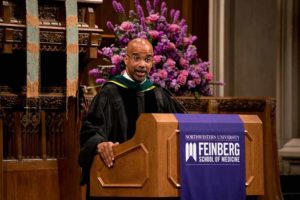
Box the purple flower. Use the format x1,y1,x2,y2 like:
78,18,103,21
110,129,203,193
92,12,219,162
168,24,180,33
153,0,160,11
106,21,114,32
160,2,167,16
170,9,175,19
111,54,123,65
194,77,201,85
179,70,188,76
159,80,166,87
140,17,146,31
118,2,125,14
173,10,180,23
89,68,100,77
164,58,176,68
119,21,134,31
187,80,196,89
184,45,198,61
137,31,148,39
153,55,162,64
170,79,177,88
190,70,200,79
96,78,107,84
183,36,193,46
161,7,167,17
146,13,160,23
112,0,120,13
205,72,213,81
170,79,180,92
179,19,186,27
146,0,153,15
183,37,190,46
167,42,176,50
137,5,144,18
177,74,187,86
158,69,168,79
119,36,130,46
161,1,166,11
134,0,140,10
112,0,125,15
179,57,189,69
149,30,160,40
99,47,113,58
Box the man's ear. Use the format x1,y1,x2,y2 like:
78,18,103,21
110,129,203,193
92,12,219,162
124,55,129,65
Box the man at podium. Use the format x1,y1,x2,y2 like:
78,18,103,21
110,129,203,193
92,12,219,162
78,38,184,198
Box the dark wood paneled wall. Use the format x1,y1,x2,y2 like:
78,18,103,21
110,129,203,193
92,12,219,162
0,96,82,200
3,160,60,200
0,0,102,198
191,0,209,61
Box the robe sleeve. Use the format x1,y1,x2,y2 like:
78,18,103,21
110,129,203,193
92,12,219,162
78,85,113,184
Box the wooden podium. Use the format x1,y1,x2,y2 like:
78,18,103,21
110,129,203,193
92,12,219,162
90,114,264,198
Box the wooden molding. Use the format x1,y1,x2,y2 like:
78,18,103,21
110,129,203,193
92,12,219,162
97,144,149,188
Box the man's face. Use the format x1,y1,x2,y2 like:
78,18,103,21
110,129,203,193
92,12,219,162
124,39,154,83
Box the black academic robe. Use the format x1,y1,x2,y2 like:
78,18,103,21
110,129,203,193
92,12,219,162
78,81,184,185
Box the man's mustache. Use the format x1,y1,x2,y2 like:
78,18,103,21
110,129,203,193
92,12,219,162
134,68,147,73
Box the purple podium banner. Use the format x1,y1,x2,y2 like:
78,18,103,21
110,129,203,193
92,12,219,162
175,114,245,200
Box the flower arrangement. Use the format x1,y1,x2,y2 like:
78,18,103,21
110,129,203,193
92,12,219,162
89,0,213,96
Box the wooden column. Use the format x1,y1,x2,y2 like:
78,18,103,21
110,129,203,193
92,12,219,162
26,0,40,98
65,0,79,97
258,99,283,200
58,98,82,200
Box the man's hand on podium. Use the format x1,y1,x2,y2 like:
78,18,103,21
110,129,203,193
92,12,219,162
97,141,119,168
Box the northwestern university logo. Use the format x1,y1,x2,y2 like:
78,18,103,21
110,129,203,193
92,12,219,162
185,134,241,165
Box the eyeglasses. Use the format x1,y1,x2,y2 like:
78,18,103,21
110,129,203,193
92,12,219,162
127,54,153,64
